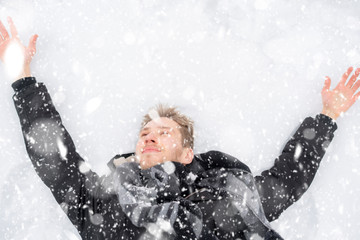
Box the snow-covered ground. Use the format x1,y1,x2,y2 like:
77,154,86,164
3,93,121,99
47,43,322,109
1,0,360,239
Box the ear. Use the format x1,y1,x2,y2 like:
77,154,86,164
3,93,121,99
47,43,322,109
181,148,194,165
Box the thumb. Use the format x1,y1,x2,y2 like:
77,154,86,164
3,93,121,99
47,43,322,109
322,76,331,93
28,34,38,55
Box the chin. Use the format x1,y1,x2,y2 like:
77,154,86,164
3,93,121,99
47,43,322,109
139,154,162,169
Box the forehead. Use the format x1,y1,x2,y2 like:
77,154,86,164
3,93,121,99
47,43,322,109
141,117,181,131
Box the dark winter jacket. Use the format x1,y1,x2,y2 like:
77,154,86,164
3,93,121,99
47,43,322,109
12,77,337,239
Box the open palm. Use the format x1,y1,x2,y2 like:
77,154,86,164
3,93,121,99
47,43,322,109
322,67,360,120
0,17,38,78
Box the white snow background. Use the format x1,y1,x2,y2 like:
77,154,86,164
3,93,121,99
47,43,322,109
1,0,360,239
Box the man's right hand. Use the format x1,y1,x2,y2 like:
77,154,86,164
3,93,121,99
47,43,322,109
0,16,38,80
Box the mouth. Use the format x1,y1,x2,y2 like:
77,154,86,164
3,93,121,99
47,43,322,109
142,147,161,154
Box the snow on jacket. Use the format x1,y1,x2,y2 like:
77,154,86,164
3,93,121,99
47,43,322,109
110,154,282,239
11,77,337,239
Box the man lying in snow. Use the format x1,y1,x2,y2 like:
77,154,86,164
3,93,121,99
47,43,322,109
1,17,360,240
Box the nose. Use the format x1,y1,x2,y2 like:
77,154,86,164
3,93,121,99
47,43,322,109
144,132,157,144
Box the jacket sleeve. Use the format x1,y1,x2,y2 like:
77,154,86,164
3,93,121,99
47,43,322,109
12,78,116,235
255,114,337,221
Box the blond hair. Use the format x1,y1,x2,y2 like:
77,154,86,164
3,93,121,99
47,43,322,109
141,104,194,149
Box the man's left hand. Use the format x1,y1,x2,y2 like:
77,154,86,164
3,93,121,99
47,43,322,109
321,66,360,120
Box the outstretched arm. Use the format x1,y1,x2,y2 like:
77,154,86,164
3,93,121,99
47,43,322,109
2,17,131,238
255,114,337,221
255,67,360,221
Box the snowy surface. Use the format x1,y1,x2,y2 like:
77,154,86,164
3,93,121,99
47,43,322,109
1,0,360,239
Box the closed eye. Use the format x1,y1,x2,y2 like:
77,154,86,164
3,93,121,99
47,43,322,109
140,132,148,137
160,131,170,136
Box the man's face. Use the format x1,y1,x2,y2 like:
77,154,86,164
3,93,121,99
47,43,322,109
135,117,193,169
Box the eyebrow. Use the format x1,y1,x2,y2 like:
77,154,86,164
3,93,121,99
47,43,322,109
141,126,171,131
141,126,172,132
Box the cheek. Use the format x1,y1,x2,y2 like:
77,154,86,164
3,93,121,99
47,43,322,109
164,138,182,153
172,136,183,147
163,137,176,147
135,139,144,153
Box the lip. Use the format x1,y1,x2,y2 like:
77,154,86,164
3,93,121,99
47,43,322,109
142,147,161,154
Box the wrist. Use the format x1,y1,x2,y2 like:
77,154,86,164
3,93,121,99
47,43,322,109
15,65,31,81
321,108,338,120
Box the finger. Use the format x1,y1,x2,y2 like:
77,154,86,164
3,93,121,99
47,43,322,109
351,78,360,93
347,67,360,88
28,34,38,55
338,66,353,87
322,76,331,93
0,20,10,40
351,91,360,104
7,16,18,38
